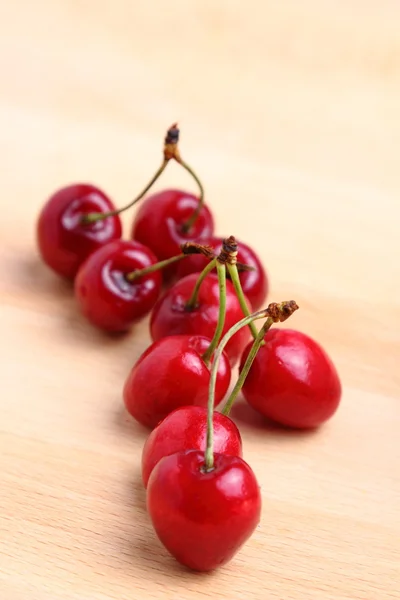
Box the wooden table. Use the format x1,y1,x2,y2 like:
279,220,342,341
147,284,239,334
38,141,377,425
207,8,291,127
1,1,399,598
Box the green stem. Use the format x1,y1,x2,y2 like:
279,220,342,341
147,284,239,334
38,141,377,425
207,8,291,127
185,258,217,310
202,261,226,366
204,308,271,471
221,318,273,416
125,253,187,282
177,158,205,233
203,300,299,470
227,262,259,340
82,160,169,224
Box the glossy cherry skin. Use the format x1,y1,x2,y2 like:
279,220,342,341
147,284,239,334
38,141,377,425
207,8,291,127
37,184,122,279
147,450,261,571
176,236,268,310
240,328,342,428
150,273,251,367
123,335,231,429
141,405,242,487
74,240,162,332
131,189,214,280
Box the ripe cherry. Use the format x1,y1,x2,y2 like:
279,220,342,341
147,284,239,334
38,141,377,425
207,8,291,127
123,335,231,429
147,450,261,571
240,328,342,428
141,405,242,487
131,189,214,280
150,273,251,366
176,236,268,310
74,240,161,332
37,184,122,279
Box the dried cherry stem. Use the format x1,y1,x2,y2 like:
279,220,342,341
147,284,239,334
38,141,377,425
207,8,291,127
125,242,214,282
185,258,217,310
201,261,227,366
204,300,299,470
81,124,179,225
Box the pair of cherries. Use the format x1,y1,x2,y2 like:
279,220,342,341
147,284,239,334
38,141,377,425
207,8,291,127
36,125,342,572
36,126,212,278
36,125,214,331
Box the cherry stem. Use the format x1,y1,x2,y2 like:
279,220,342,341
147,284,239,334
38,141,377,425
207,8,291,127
177,158,205,233
125,254,186,282
227,262,259,340
82,160,169,224
221,318,273,416
204,300,299,471
81,124,180,225
81,122,206,230
185,258,217,310
201,261,227,366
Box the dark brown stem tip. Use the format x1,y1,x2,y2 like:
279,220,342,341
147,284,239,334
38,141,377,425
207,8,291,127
218,235,238,265
165,123,179,144
181,242,215,259
223,235,237,253
164,123,180,160
266,300,299,323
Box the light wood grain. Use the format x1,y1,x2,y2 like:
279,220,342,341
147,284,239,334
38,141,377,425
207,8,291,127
0,1,399,599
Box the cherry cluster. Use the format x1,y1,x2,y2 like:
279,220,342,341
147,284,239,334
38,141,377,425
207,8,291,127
36,125,341,572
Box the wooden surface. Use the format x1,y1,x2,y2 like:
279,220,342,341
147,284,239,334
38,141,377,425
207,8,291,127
0,1,399,599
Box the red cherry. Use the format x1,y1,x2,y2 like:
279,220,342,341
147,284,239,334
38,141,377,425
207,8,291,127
176,236,268,310
150,273,251,366
74,240,162,332
37,184,122,279
141,405,242,487
123,335,231,429
147,450,261,571
240,328,342,428
131,189,214,279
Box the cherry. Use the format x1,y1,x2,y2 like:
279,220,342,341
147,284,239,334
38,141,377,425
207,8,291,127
150,273,251,366
123,335,231,429
131,189,214,280
176,236,268,310
74,240,162,332
37,184,122,279
147,450,261,571
240,328,342,428
141,405,242,487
